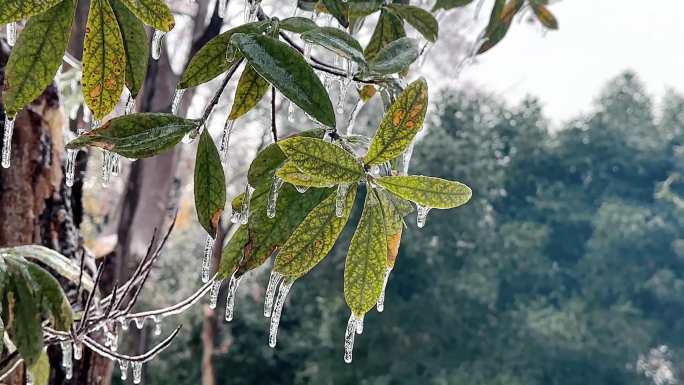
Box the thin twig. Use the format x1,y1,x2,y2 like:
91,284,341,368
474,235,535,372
199,59,245,125
271,86,278,142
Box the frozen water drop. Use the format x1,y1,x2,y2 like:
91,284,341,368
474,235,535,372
26,370,34,385
119,359,129,381
171,88,185,115
287,101,295,123
346,99,363,136
224,273,243,322
398,141,415,176
268,277,295,348
264,270,284,317
239,185,255,225
209,279,221,309
152,315,162,336
202,236,215,283
416,204,432,228
134,317,144,329
343,313,358,364
65,149,77,187
356,314,364,335
151,30,166,60
267,176,284,218
219,119,235,164
376,267,392,312
132,362,142,384
119,317,129,331
125,93,136,115
6,23,16,47
295,185,309,194
73,340,83,360
2,116,16,169
60,341,73,379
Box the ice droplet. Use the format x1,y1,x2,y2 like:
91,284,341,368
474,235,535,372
219,119,235,164
264,270,284,317
244,0,262,22
376,267,392,312
217,0,228,18
151,30,166,60
335,184,350,217
224,273,243,322
65,149,77,187
209,279,221,309
119,317,129,331
119,359,129,381
267,176,284,218
73,340,83,360
108,330,119,352
26,370,34,385
125,93,136,115
355,314,364,335
6,23,16,47
268,277,295,348
132,361,142,384
2,116,16,169
134,317,144,329
152,315,162,336
202,236,215,283
287,101,295,123
171,88,185,115
60,341,73,379
239,185,255,225
294,185,309,194
416,204,432,228
343,313,358,364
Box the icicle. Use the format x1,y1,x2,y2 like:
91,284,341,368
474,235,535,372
376,267,392,312
244,0,262,22
294,185,309,194
287,101,295,123
2,116,15,169
108,330,119,352
134,317,145,329
304,42,313,62
73,340,83,360
230,211,242,224
151,30,166,60
209,279,221,309
119,317,129,331
264,270,284,317
224,273,243,321
218,0,228,18
152,315,162,336
111,153,120,176
202,236,215,283
132,362,142,384
6,23,16,47
335,184,350,217
171,88,185,115
268,277,295,348
399,141,415,176
267,176,284,219
125,93,136,115
343,313,359,364
26,370,34,385
60,341,73,379
101,151,113,187
239,185,255,225
416,204,432,228
356,314,364,335
65,149,77,187
219,119,235,164
474,0,486,20
119,359,129,381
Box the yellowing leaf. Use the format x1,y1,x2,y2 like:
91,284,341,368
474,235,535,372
194,130,226,238
275,161,336,188
229,65,270,120
0,0,63,23
278,137,365,184
375,175,472,209
532,4,559,29
82,0,126,119
344,190,387,316
120,0,175,31
364,78,428,165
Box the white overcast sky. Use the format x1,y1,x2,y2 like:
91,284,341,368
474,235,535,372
448,0,684,126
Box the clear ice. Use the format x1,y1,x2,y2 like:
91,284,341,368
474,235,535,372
267,176,284,219
202,235,215,283
264,270,284,317
224,273,243,322
2,116,15,169
268,277,295,348
151,30,166,60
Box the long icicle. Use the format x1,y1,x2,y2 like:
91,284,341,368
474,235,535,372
268,277,295,348
6,23,16,47
65,149,77,187
151,30,166,60
119,359,129,381
61,341,73,379
2,116,15,169
132,361,143,384
201,236,215,283
264,270,284,317
224,272,243,322
209,279,221,309
239,184,255,225
267,176,284,219
343,313,359,364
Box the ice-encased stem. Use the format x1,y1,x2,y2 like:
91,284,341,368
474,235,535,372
264,270,284,317
267,176,284,218
65,149,77,187
335,184,350,217
209,279,221,309
239,184,255,225
224,273,243,321
132,361,142,384
61,341,73,379
268,277,295,348
416,204,432,228
119,359,129,381
151,30,166,60
219,119,235,164
202,236,215,283
376,267,392,312
2,116,15,168
344,313,359,364
171,88,185,115
6,23,16,47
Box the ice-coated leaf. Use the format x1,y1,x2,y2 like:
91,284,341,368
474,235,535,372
367,37,420,75
375,175,472,209
274,185,357,277
231,33,336,127
24,260,73,331
218,225,249,280
532,4,559,29
229,65,270,120
364,9,406,61
66,113,197,158
321,0,349,28
275,161,335,188
387,4,439,43
301,26,366,65
278,137,365,184
30,352,50,385
194,130,226,238
280,16,318,33
2,0,75,117
179,21,269,89
431,0,474,11
82,0,126,119
111,0,149,97
120,0,175,31
344,190,387,316
364,78,428,165
0,0,63,23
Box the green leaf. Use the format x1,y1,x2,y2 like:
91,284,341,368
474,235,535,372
0,0,63,23
119,0,175,31
275,161,335,188
364,9,406,61
83,0,126,119
2,0,75,117
66,113,197,158
280,16,318,33
301,26,366,65
179,21,269,89
377,189,412,267
348,1,383,20
24,260,73,331
278,137,365,184
218,226,249,280
30,351,50,385
477,0,517,55
532,4,559,29
194,130,226,238
229,65,270,120
367,37,420,74
344,189,387,316
431,0,474,11
364,78,428,165
5,258,43,366
111,0,149,97
274,184,356,277
321,0,349,28
375,175,472,209
387,4,439,43
231,33,336,127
